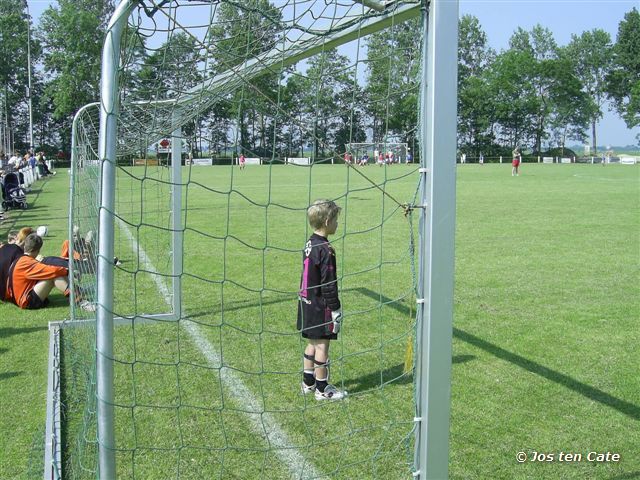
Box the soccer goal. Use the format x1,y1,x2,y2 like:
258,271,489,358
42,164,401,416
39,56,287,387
346,142,410,163
62,1,458,479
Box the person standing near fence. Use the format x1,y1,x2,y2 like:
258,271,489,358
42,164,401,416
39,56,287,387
512,147,521,176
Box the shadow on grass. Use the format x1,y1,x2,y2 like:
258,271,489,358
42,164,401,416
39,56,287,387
0,371,22,381
0,326,48,338
356,287,640,422
181,287,639,420
609,472,640,480
0,176,51,234
343,355,476,394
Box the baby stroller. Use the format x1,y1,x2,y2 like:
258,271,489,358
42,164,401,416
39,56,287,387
1,172,28,210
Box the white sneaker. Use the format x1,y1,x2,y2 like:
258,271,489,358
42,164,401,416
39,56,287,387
315,384,347,401
301,382,316,395
78,300,96,312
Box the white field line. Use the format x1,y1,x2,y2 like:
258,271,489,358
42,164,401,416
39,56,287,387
116,218,322,480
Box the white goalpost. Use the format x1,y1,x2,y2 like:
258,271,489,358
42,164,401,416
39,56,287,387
62,1,458,479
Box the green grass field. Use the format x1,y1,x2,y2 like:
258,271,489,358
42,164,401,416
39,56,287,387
1,162,638,480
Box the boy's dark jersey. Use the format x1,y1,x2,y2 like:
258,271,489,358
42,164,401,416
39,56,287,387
297,233,341,339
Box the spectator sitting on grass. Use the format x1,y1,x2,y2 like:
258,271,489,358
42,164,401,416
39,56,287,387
6,233,95,311
15,227,33,247
38,155,55,176
0,239,24,302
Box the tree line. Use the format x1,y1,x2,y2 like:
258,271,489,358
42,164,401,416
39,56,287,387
0,0,637,161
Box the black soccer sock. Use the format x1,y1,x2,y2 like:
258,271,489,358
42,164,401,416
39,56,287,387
303,371,315,387
315,377,328,393
303,353,315,386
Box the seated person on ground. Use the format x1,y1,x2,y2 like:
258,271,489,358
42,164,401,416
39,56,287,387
6,233,70,310
15,227,34,247
0,241,24,302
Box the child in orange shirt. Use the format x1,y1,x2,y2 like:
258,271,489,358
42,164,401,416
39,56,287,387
7,233,70,309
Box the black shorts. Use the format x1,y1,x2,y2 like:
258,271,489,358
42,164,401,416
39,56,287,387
41,256,69,269
297,300,338,340
26,289,49,309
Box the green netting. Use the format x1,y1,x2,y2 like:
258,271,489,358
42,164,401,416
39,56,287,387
65,1,426,478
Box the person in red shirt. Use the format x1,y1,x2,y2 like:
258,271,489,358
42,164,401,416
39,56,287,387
7,233,70,309
512,146,522,176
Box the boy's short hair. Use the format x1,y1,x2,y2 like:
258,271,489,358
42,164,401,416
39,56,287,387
23,233,43,254
307,199,341,229
7,231,18,243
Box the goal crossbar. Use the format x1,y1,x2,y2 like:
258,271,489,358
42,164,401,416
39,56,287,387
109,1,422,156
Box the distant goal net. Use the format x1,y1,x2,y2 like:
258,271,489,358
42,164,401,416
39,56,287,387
346,142,410,164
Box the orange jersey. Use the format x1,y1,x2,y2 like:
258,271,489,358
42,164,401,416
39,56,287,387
61,240,81,260
7,255,68,308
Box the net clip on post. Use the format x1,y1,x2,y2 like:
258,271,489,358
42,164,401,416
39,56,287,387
402,203,427,217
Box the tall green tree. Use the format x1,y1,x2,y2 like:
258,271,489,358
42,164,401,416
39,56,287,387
457,15,496,156
606,7,640,136
492,26,587,153
207,0,282,155
566,29,613,154
0,0,35,153
488,42,538,148
365,18,421,146
37,0,114,151
280,73,306,157
295,50,362,158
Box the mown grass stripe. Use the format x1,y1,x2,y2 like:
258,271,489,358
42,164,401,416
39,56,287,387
115,217,323,480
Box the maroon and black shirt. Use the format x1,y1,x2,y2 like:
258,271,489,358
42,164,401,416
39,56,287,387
297,233,341,339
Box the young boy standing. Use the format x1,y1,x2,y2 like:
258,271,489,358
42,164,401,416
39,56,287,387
298,199,347,400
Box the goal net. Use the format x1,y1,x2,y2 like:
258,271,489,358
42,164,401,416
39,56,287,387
63,1,458,479
346,142,410,164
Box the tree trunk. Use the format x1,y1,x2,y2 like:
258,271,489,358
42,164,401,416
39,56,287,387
592,120,597,155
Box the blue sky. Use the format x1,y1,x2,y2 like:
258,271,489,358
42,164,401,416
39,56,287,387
28,0,639,146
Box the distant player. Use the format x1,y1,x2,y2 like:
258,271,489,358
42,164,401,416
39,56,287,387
297,199,347,400
344,152,352,165
512,147,521,176
479,152,484,165
239,154,245,170
358,153,369,166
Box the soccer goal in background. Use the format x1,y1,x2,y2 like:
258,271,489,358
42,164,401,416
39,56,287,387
346,142,410,163
62,1,458,479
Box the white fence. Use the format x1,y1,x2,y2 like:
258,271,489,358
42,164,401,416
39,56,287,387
619,156,638,165
192,158,213,166
285,157,312,166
